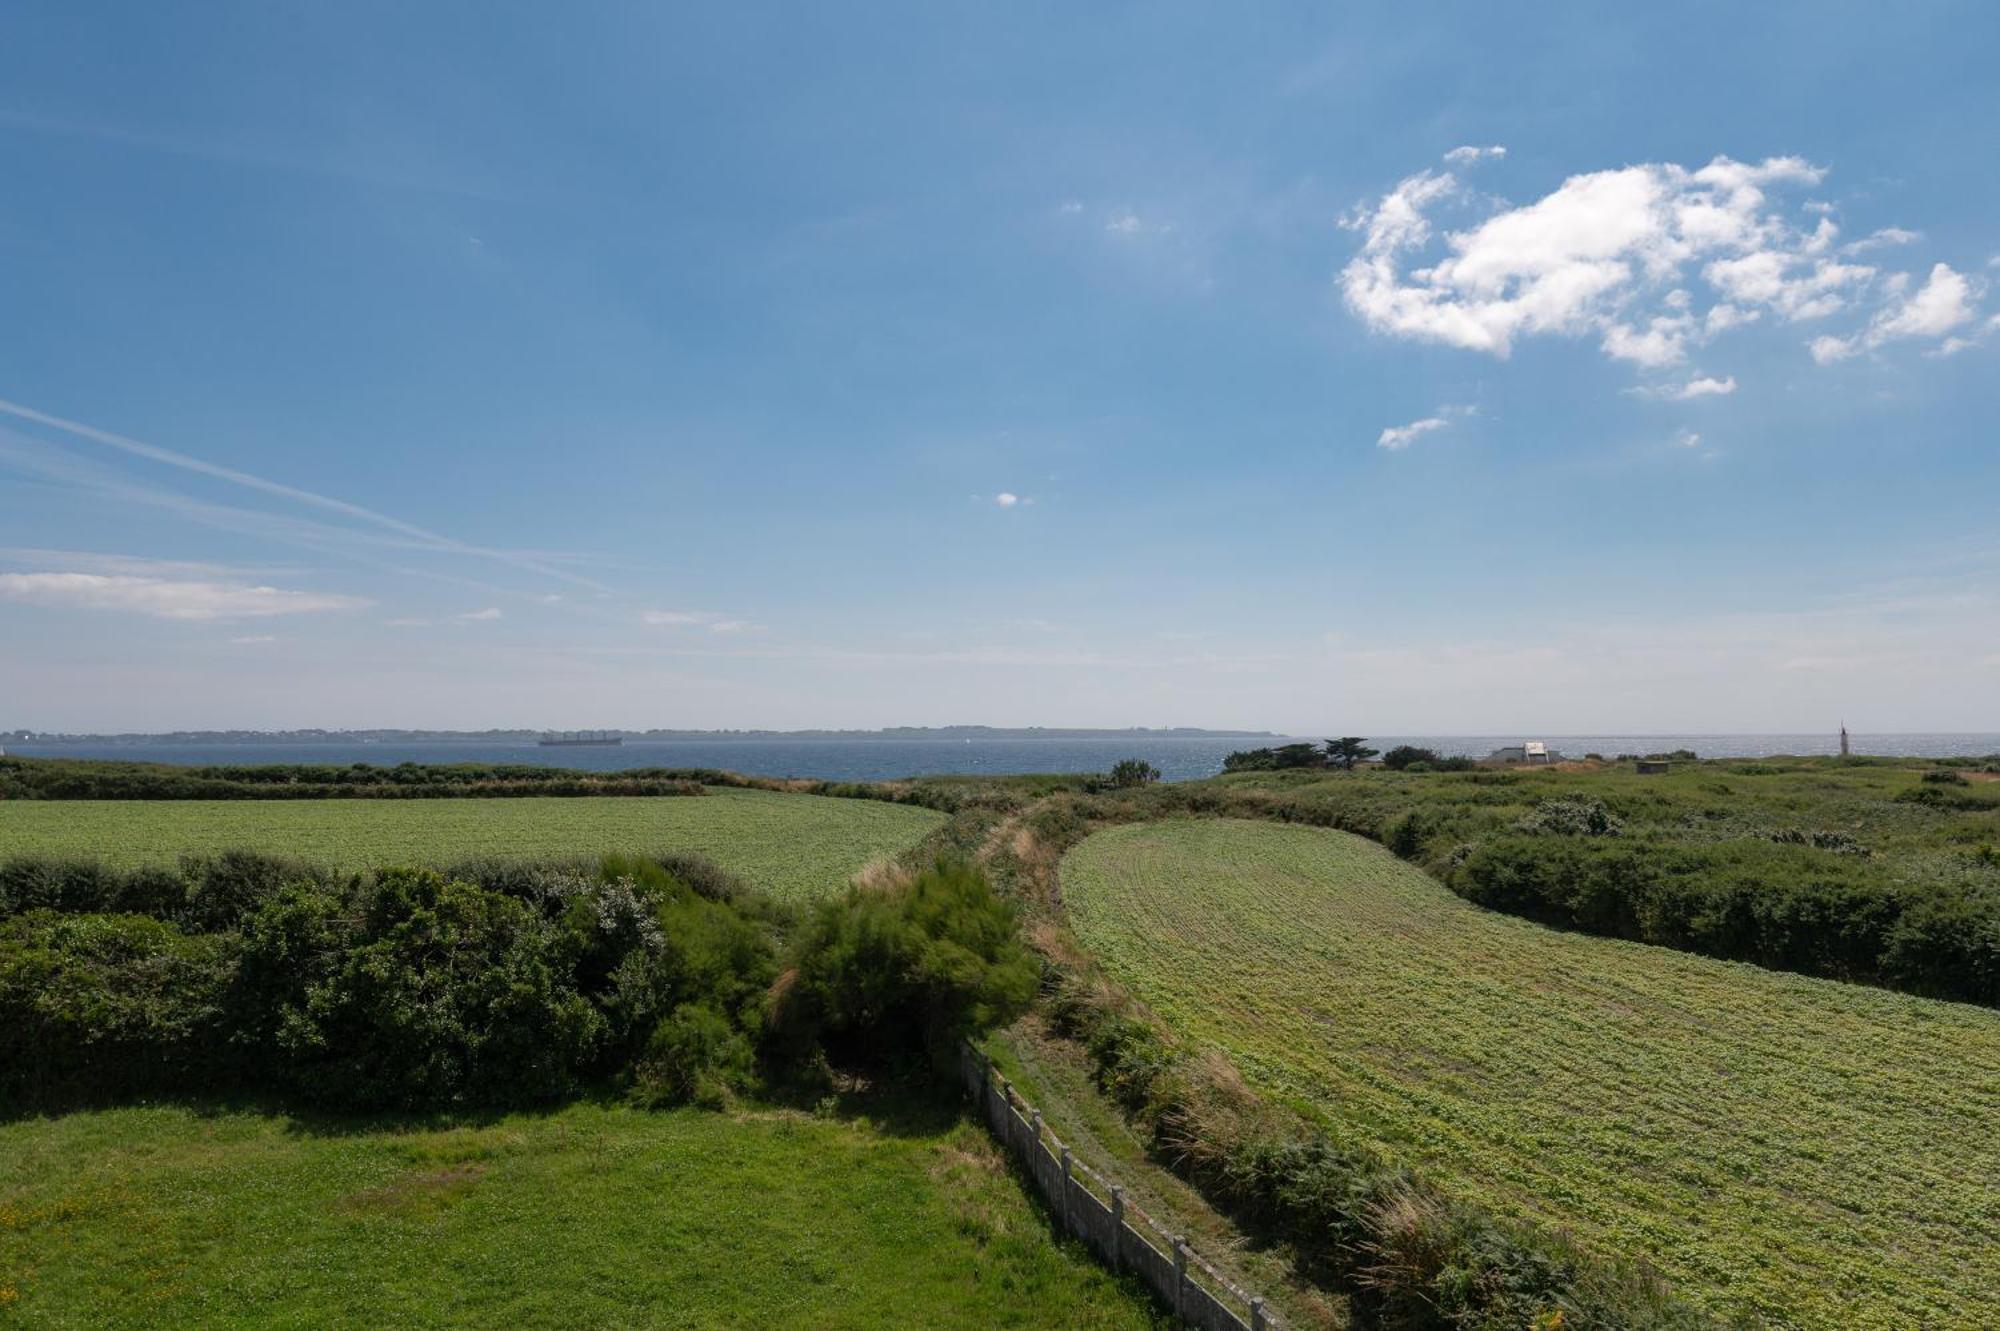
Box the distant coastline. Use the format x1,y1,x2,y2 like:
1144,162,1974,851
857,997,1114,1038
3,725,1284,746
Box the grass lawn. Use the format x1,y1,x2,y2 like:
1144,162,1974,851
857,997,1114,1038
1062,819,2000,1330
0,789,944,903
0,1095,1160,1330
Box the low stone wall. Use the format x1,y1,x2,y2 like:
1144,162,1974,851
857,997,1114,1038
959,1041,1276,1331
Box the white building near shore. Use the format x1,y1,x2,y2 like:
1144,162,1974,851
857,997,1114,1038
1487,741,1558,764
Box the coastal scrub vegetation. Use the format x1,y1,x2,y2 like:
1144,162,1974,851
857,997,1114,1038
0,851,1034,1114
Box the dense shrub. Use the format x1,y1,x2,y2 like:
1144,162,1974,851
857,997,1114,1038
1514,796,1624,837
1449,836,2000,1003
1381,745,1442,771
0,756,709,800
0,847,811,1113
1222,743,1329,772
630,1003,758,1108
1898,782,2000,812
782,859,1037,1069
0,910,242,1102
239,868,604,1109
1106,759,1162,788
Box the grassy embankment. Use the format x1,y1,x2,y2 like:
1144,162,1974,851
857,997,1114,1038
0,1094,1160,1329
0,788,945,904
1061,818,2000,1330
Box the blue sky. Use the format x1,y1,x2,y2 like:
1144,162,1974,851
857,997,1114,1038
3,3,1998,732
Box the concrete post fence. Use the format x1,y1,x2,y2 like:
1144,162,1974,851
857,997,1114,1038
959,1041,1277,1331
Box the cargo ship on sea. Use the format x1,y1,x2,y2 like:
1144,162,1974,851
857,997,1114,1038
537,730,623,747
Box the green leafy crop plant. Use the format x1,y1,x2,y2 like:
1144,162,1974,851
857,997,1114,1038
1062,818,2000,1329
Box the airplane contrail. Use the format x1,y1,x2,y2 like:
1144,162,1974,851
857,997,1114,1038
0,395,608,592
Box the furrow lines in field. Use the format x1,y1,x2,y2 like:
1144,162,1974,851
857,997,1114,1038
1062,818,2000,1330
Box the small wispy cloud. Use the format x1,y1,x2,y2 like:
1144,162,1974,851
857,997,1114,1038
229,634,278,645
1843,227,1921,254
0,548,263,580
992,491,1034,508
1102,211,1173,239
454,607,503,622
707,620,763,635
1442,144,1506,166
1634,374,1738,401
1377,404,1475,451
1673,428,1722,461
0,571,368,621
641,609,704,626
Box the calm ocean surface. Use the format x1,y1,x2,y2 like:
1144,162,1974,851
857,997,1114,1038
8,734,1999,783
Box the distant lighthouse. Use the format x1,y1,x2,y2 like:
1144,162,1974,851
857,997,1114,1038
1839,723,1850,757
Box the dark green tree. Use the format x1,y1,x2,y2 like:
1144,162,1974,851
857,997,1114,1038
1108,759,1162,788
1324,737,1380,771
1380,744,1442,771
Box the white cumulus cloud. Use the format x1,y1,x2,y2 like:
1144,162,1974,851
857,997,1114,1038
1807,262,1983,363
991,492,1035,508
0,572,368,620
1844,226,1921,254
1341,154,1983,378
1673,374,1737,399
1443,144,1506,166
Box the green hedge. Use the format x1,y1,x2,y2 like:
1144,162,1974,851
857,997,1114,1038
1449,835,2000,1004
0,757,707,800
0,850,1032,1115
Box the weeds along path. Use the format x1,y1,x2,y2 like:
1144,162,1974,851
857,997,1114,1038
1060,818,2000,1331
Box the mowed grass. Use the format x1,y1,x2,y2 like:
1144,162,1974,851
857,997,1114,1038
0,1098,1158,1330
0,789,944,903
1062,819,2000,1330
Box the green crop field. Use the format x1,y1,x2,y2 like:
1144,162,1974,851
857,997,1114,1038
0,1099,1157,1329
1062,819,2000,1330
0,789,944,903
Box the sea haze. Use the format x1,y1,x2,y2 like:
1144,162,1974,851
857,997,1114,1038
7,734,1999,783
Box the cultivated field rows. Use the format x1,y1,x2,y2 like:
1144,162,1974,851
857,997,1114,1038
1063,818,2000,1329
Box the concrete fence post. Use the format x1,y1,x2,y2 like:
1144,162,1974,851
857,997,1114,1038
965,1059,1281,1330
1059,1146,1074,1235
1173,1235,1188,1318
1110,1186,1125,1271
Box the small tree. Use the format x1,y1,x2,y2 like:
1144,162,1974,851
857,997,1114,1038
1324,737,1380,771
1108,759,1162,788
1381,745,1442,771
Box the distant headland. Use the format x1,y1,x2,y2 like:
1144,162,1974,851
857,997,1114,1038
4,725,1284,746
